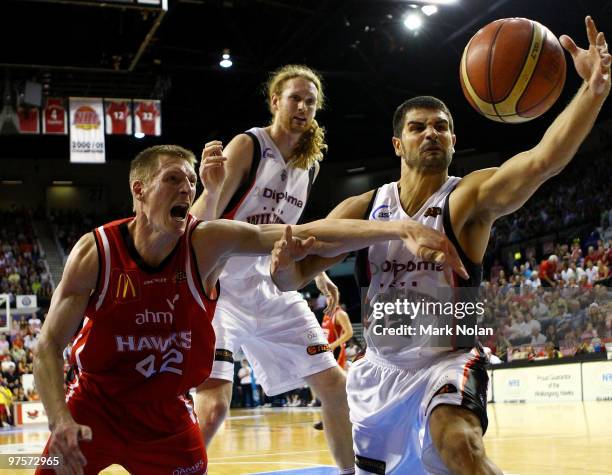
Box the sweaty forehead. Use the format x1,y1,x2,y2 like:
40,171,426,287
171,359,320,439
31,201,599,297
404,108,449,125
282,77,318,97
158,155,196,176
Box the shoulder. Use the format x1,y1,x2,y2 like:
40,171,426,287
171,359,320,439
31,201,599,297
61,233,99,293
327,189,376,219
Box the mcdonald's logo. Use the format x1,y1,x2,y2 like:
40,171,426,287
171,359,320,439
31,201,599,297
113,270,139,302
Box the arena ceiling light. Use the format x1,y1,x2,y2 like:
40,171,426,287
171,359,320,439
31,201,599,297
219,49,233,68
403,13,423,31
421,5,438,16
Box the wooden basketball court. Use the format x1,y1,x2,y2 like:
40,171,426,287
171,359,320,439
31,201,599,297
1,402,611,474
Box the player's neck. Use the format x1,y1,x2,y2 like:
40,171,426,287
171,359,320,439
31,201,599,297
265,124,301,163
128,219,179,268
397,167,448,216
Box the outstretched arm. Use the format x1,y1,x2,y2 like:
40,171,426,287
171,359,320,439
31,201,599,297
193,216,468,291
466,16,610,222
269,220,468,291
34,234,96,473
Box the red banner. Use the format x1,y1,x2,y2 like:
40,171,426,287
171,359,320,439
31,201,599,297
17,107,40,134
105,98,132,135
134,99,161,136
43,98,67,135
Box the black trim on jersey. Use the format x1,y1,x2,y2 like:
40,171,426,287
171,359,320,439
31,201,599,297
441,188,483,287
306,165,316,198
188,218,220,302
355,455,386,475
460,345,489,434
119,221,180,274
296,165,319,225
221,131,261,218
214,349,234,363
354,190,379,288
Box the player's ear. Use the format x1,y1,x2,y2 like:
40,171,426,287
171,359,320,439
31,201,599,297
392,136,402,157
451,134,456,154
132,180,145,202
271,93,280,113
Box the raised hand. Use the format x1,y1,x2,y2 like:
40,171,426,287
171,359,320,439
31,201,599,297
199,140,227,195
314,272,340,314
560,16,611,96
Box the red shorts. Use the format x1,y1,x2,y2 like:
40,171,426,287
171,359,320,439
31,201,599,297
36,390,207,475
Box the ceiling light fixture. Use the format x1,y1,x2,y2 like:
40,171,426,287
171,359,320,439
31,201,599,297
219,49,233,68
403,13,423,31
422,5,438,16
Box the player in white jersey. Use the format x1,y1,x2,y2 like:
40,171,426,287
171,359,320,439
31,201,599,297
191,65,352,472
270,17,610,474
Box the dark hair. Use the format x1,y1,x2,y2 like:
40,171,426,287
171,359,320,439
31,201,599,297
392,96,454,137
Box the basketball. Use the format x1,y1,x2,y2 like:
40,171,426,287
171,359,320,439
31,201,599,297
460,18,566,123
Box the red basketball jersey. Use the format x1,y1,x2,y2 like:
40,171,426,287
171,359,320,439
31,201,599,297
321,310,346,369
105,101,132,135
69,215,216,403
43,98,67,134
134,101,160,136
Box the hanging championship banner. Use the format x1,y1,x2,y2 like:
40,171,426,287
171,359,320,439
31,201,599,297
105,98,132,135
43,97,67,134
69,97,105,163
17,107,40,134
134,99,161,136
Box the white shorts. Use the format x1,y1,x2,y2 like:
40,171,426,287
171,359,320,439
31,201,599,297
209,274,336,395
347,348,488,475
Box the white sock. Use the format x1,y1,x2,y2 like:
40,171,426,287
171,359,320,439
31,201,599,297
338,468,355,474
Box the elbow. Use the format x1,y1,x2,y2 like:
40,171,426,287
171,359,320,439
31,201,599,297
33,335,62,362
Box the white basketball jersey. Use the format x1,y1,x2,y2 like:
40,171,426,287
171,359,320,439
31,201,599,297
355,177,482,364
221,127,315,280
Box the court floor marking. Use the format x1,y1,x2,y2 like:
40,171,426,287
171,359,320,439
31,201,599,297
209,449,329,461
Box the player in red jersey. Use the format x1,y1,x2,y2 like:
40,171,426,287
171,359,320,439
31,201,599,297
313,304,353,431
322,305,353,370
34,144,467,474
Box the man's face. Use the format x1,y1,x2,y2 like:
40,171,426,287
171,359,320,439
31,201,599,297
135,155,197,236
392,108,456,173
272,77,318,134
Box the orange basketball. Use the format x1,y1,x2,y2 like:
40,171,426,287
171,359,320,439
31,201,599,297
460,18,566,123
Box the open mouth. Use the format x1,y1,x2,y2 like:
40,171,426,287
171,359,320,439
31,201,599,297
170,204,189,222
293,116,307,125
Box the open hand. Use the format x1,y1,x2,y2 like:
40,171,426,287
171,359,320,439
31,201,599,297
402,221,469,280
560,16,611,96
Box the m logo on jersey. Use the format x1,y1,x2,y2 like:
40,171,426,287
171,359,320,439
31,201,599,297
113,270,139,302
371,204,390,220
424,206,442,218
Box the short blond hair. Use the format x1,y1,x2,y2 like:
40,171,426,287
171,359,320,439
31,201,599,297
129,145,196,186
266,65,327,170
